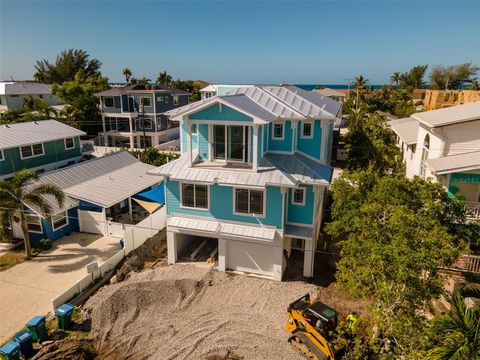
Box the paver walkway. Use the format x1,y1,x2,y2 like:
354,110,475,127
0,233,120,343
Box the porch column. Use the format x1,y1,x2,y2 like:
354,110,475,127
303,238,315,278
218,238,226,271
167,231,177,264
102,115,108,146
186,118,192,167
128,197,133,221
252,125,259,172
129,115,134,149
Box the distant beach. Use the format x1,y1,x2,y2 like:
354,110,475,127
295,84,385,91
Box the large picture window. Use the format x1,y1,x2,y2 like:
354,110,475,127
26,214,42,233
52,211,68,230
20,143,44,159
234,188,264,216
181,183,209,209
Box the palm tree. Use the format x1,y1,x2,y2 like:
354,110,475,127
428,291,480,359
137,77,151,86
122,68,132,84
354,75,369,110
0,170,64,257
156,70,172,86
390,72,401,88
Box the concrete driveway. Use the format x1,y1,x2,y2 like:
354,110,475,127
0,233,120,343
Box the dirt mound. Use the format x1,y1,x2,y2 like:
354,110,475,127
32,339,97,360
85,264,317,360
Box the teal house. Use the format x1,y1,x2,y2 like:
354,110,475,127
0,120,85,180
149,85,342,280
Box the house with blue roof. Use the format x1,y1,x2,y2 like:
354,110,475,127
148,85,342,281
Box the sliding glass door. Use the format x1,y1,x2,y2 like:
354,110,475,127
213,125,249,163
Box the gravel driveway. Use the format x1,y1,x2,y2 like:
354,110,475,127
86,264,319,360
0,233,120,343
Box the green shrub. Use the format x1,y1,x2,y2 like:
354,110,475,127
39,238,53,250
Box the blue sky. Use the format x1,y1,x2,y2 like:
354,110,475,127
1,0,479,84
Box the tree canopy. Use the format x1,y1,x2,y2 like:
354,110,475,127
34,49,102,84
399,64,428,91
429,62,480,90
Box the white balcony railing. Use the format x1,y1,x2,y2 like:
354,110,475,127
465,201,480,221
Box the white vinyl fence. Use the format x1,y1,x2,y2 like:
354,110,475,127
51,207,166,310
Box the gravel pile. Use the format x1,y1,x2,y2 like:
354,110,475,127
85,264,318,360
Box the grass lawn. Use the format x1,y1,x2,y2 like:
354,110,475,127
0,245,41,272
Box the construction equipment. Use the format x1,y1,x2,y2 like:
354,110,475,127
285,293,345,360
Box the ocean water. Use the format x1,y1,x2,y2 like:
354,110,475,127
295,84,385,91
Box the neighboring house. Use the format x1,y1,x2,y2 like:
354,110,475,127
423,89,480,111
0,120,85,180
200,84,254,99
148,85,342,281
389,102,480,220
313,87,346,103
0,81,61,114
15,151,163,243
95,84,190,149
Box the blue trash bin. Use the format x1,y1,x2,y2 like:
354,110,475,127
0,341,20,360
26,316,48,342
119,239,124,248
13,330,34,359
55,303,75,330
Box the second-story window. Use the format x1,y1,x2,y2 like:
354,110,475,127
173,96,179,105
181,183,209,209
273,123,284,140
157,96,164,102
21,143,44,158
0,150,3,161
292,188,305,206
104,97,114,107
64,137,75,149
301,122,313,139
142,97,151,107
234,188,264,216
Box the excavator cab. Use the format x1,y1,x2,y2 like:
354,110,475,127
285,294,343,360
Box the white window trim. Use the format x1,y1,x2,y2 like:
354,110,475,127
300,121,314,139
141,117,153,130
173,96,179,105
64,137,75,150
26,214,43,234
104,96,115,108
157,96,164,102
272,123,284,140
0,149,4,161
52,210,69,231
179,182,210,211
232,187,266,218
291,187,306,206
20,143,45,160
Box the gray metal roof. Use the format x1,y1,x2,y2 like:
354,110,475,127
165,85,341,123
95,84,189,97
25,152,160,215
0,120,85,150
149,151,331,187
388,117,419,145
426,150,480,174
284,224,313,239
411,102,480,128
0,82,53,95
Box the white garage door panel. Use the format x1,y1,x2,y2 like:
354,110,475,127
79,210,104,235
225,240,274,277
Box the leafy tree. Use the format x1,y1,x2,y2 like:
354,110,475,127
344,110,403,174
0,170,64,257
129,147,179,167
21,95,56,119
430,63,480,90
326,170,469,353
156,70,173,86
52,70,109,134
122,68,132,83
399,64,428,91
137,77,151,85
34,49,102,84
428,291,480,359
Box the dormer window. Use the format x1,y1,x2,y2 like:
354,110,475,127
273,123,284,140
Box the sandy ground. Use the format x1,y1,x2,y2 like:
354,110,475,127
85,264,319,360
0,233,120,343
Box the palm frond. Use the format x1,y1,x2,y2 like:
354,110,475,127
11,169,39,190
460,284,480,300
28,183,65,209
22,193,52,217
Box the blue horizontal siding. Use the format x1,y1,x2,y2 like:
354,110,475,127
190,103,253,122
287,185,314,225
297,120,322,160
166,179,283,228
267,121,293,152
29,207,80,243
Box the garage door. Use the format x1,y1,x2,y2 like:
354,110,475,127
79,210,105,235
225,239,274,277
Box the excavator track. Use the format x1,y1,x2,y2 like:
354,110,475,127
289,331,328,360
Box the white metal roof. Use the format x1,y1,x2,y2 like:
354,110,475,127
426,150,480,174
25,152,160,215
0,81,53,95
168,215,277,241
0,120,85,150
411,102,480,128
166,85,341,123
200,84,254,93
388,117,419,145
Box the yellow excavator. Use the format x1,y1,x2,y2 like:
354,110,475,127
285,294,346,360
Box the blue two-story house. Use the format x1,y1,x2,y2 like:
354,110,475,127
95,84,189,149
148,85,342,281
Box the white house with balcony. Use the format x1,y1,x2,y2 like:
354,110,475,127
200,84,254,100
389,102,480,221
